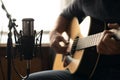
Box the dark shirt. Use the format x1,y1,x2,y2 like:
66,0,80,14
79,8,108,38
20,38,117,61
61,0,120,65
61,0,120,23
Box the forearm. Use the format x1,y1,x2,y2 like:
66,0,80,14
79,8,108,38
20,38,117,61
50,15,72,41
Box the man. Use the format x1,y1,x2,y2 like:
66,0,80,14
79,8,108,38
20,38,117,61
26,0,120,80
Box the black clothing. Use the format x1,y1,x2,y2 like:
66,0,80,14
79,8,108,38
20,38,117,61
61,0,120,23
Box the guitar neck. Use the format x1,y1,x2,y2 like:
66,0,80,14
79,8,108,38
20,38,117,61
76,32,103,50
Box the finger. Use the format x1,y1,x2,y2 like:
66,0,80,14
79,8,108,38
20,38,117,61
102,33,114,43
55,36,69,48
51,38,68,53
102,30,114,41
97,40,110,54
97,30,114,54
97,40,114,55
52,43,68,54
102,32,116,49
58,36,69,45
108,23,120,29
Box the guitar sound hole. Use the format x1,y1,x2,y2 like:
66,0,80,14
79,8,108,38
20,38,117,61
71,36,79,55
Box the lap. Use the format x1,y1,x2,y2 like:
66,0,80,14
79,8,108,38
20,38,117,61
25,70,74,80
24,65,120,80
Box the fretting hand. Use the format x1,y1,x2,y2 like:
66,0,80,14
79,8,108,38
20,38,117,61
97,23,120,55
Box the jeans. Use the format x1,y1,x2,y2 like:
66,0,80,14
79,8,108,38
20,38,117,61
24,70,87,80
24,65,120,80
25,55,120,80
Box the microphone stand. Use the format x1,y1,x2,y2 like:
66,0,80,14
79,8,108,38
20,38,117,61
0,0,17,80
6,18,13,80
7,18,18,80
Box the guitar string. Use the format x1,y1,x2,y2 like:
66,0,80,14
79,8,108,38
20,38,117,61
76,32,103,50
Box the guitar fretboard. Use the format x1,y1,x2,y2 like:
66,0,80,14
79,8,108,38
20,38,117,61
76,32,103,50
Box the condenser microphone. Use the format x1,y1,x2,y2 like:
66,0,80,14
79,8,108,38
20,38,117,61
21,18,35,60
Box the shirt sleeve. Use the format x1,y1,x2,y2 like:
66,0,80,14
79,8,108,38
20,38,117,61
60,0,85,23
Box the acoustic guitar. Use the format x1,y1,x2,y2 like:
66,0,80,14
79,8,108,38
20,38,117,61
53,16,120,78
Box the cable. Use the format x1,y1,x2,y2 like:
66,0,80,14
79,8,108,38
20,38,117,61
12,56,30,80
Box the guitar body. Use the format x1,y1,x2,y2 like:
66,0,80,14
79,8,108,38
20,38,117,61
53,16,105,78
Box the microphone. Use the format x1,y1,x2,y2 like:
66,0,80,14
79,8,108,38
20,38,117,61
21,18,35,60
13,18,43,79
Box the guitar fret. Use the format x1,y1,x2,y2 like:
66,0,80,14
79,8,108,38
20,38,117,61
76,32,103,50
